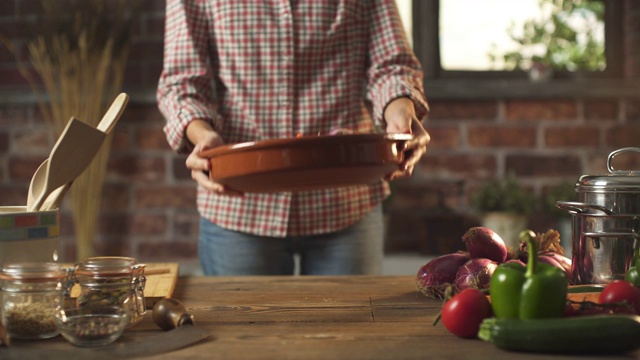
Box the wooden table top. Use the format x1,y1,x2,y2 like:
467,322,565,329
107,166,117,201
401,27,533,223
4,275,640,359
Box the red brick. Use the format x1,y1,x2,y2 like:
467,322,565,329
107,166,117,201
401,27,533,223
506,155,582,177
107,155,165,182
427,100,497,121
172,210,200,239
121,104,164,126
136,185,196,209
101,184,131,211
605,125,640,148
505,100,578,121
137,241,198,260
109,129,132,152
172,156,191,180
468,126,536,148
0,66,31,87
0,131,9,152
13,127,50,153
544,126,600,147
128,39,164,64
146,16,166,37
131,214,167,235
136,126,171,150
99,213,167,236
8,155,45,181
584,100,618,121
624,99,640,121
421,153,496,178
426,126,459,149
0,1,16,16
15,0,43,16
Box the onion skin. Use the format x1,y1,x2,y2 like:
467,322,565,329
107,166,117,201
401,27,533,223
416,252,470,299
462,227,508,263
538,255,565,271
540,251,572,273
455,258,498,291
503,259,526,267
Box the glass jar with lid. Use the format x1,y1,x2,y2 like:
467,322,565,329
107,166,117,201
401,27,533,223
1,262,66,339
69,256,146,327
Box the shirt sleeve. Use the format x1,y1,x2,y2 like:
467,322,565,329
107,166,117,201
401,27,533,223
157,0,222,153
365,0,429,126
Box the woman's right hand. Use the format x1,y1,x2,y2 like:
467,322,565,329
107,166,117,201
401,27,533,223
185,120,243,196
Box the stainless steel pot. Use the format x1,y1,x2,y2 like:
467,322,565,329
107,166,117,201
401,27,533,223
565,210,640,284
576,147,640,214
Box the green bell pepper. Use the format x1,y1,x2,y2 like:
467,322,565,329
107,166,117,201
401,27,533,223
490,230,568,319
625,247,640,287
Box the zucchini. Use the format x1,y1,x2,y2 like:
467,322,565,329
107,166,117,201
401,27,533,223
478,315,640,355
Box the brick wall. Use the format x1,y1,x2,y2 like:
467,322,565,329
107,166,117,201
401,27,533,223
1,0,640,264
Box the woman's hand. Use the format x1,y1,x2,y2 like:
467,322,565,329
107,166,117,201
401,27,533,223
185,120,243,196
383,97,430,180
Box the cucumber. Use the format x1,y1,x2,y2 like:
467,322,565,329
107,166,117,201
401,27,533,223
478,315,640,355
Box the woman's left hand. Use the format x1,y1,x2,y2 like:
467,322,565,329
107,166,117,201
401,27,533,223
383,97,430,180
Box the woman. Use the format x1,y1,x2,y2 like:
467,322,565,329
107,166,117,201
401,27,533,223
157,0,430,276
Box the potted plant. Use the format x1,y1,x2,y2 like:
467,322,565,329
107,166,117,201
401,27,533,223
471,172,535,249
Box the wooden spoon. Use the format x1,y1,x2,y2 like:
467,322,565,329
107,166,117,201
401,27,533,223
37,93,130,211
27,117,106,212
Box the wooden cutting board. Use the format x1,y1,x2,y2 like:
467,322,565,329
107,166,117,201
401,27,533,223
68,262,179,309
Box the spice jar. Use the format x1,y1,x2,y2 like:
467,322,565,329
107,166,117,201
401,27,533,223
1,262,66,339
69,257,146,327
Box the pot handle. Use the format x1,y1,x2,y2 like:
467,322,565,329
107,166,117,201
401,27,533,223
607,147,640,174
556,201,614,215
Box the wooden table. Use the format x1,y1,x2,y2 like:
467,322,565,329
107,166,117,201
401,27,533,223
4,276,640,359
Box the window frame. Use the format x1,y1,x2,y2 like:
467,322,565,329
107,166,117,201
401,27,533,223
413,0,624,81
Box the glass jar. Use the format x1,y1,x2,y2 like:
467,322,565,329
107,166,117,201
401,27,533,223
1,262,66,339
69,257,146,327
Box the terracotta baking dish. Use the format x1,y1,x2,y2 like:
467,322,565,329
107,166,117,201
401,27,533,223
199,133,413,193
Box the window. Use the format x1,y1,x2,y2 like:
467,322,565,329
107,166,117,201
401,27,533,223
413,0,623,80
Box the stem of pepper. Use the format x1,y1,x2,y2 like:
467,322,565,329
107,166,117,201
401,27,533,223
522,230,538,278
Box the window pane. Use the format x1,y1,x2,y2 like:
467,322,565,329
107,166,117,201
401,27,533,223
440,0,605,71
396,0,413,46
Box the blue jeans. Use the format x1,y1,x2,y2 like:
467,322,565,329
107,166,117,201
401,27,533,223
198,204,384,275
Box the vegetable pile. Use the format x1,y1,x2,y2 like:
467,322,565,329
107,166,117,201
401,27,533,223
427,229,640,355
416,226,572,299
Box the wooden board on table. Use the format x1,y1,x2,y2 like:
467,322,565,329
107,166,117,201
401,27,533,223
567,284,604,303
68,262,179,309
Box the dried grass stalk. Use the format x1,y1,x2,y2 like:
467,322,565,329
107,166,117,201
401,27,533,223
4,0,139,260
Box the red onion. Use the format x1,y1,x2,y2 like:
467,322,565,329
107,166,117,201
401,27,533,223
538,254,565,271
462,227,508,263
503,259,526,267
416,252,470,299
540,251,572,274
455,258,498,291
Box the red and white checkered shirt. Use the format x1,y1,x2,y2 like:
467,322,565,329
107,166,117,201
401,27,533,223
157,0,428,237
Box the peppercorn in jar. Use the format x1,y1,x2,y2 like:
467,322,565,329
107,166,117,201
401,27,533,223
68,257,146,327
1,262,66,339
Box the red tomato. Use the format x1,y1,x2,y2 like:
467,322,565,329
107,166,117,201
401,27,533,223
599,280,640,315
440,288,493,338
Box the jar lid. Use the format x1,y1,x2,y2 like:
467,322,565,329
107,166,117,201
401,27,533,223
0,262,67,282
75,256,141,277
577,148,640,193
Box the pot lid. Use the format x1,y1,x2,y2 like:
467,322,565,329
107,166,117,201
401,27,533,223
577,148,640,192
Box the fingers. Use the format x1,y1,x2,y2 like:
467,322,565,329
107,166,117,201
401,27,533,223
187,144,243,197
385,118,430,181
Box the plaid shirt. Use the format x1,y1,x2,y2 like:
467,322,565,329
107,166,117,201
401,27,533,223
157,0,428,237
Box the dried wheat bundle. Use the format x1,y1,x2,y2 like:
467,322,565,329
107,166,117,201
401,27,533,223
6,0,140,260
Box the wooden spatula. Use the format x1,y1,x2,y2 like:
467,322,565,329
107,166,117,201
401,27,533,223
27,117,106,212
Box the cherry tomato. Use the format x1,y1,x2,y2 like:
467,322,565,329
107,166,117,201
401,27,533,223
440,288,493,338
598,280,640,315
